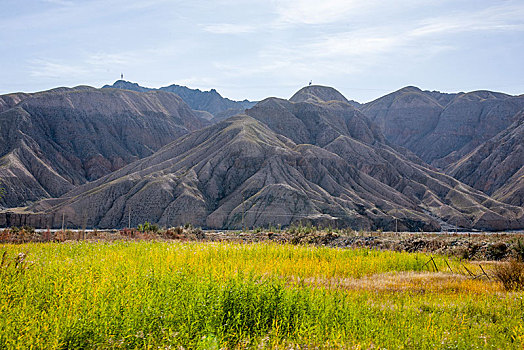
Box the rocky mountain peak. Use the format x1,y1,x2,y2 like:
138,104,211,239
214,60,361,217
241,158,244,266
455,90,510,102
290,85,350,104
397,86,423,93
105,80,151,92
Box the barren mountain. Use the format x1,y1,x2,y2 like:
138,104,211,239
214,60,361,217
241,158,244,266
446,110,524,206
0,86,207,208
3,86,522,231
361,87,524,168
0,93,31,113
246,96,384,148
493,167,524,207
104,80,256,119
290,85,350,104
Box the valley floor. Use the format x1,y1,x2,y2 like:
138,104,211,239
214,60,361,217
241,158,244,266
2,226,524,261
0,240,523,349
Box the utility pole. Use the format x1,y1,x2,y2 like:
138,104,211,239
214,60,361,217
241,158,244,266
128,209,131,228
241,192,245,232
61,212,65,232
82,210,87,240
395,218,398,233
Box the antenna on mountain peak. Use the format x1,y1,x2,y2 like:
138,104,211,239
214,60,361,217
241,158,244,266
121,73,124,80
309,80,312,86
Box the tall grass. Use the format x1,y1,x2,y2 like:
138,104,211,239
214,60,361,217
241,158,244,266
493,259,524,291
0,241,522,349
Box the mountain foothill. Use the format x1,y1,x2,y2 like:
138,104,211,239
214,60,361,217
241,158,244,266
0,81,522,231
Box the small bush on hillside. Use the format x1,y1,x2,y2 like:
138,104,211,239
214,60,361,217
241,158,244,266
137,222,159,233
288,224,318,236
513,239,524,261
460,242,481,260
487,242,508,260
493,259,524,291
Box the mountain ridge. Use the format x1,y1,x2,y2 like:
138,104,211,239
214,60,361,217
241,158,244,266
2,86,522,231
0,86,207,207
103,80,256,119
360,86,524,168
1,83,522,231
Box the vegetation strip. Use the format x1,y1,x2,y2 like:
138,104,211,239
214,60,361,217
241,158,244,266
1,241,523,349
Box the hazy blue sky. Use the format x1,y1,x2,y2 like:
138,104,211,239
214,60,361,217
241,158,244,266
1,0,523,102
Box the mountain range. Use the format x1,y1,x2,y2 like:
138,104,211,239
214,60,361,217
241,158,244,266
361,86,524,166
0,82,522,231
360,86,524,203
103,80,256,121
0,86,207,207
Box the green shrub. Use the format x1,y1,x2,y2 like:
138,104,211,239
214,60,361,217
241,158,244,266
488,242,508,260
137,222,159,233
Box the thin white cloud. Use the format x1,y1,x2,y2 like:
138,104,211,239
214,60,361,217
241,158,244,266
1,0,173,32
86,52,134,67
29,59,90,79
411,4,524,37
208,20,457,84
213,59,293,78
272,0,372,25
29,50,142,79
305,31,402,58
3,0,524,101
279,2,524,67
122,0,174,10
202,23,256,34
41,0,74,6
174,76,221,90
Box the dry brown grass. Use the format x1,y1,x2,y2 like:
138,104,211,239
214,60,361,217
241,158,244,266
492,259,524,291
294,271,503,293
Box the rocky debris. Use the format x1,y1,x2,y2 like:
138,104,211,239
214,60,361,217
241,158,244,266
0,86,208,207
325,233,521,261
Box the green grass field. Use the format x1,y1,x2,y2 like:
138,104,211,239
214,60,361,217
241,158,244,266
1,241,523,349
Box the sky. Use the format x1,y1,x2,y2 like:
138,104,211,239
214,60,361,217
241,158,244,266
1,0,523,102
